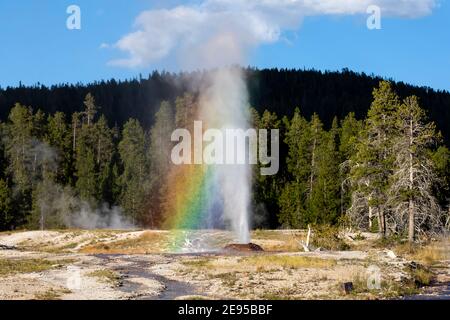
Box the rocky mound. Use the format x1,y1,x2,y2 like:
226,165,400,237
224,243,264,252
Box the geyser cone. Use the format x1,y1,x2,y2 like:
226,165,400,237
224,243,264,252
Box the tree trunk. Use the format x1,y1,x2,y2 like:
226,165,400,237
378,207,385,237
97,138,101,164
408,199,415,243
73,125,77,152
377,210,382,235
309,132,317,199
408,118,415,243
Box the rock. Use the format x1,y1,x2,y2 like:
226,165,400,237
386,250,397,259
224,243,264,252
342,282,354,294
408,261,419,270
0,244,16,250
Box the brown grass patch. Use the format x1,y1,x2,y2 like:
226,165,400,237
0,258,73,276
240,255,336,271
252,230,306,252
87,269,121,285
80,231,170,254
394,242,445,265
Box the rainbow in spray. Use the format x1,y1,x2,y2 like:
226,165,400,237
163,68,252,252
163,164,217,251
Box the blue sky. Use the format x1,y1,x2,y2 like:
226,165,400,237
0,0,449,90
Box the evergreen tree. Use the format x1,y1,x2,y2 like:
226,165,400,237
253,110,281,228
279,109,311,228
118,119,148,224
348,82,399,234
4,104,36,226
94,115,114,202
307,114,325,201
5,104,35,191
0,121,6,181
83,93,98,126
340,113,363,161
339,113,363,216
175,93,196,128
432,146,450,222
46,112,73,185
74,94,114,204
147,101,175,226
33,109,47,139
309,117,341,224
71,112,81,153
0,179,12,230
75,140,97,202
75,96,99,202
150,101,175,172
389,96,443,241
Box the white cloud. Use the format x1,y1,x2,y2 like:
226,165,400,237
107,0,436,68
99,42,110,49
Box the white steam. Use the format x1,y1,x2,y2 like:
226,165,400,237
199,68,251,243
29,141,134,230
66,203,134,230
37,183,134,230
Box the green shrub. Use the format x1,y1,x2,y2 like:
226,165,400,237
311,225,350,251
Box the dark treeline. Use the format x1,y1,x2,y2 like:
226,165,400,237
0,73,449,241
1,68,450,145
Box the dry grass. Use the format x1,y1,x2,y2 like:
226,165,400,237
181,255,336,274
411,268,433,286
240,255,336,271
394,242,445,265
80,231,170,254
33,288,71,300
0,258,73,276
252,230,305,252
210,272,239,287
87,269,121,285
413,246,444,265
182,258,212,268
260,287,300,300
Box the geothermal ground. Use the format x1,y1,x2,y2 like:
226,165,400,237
0,229,448,300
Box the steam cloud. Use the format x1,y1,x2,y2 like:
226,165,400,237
37,183,133,230
29,141,133,230
66,203,134,230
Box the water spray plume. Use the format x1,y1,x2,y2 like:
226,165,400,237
163,67,252,249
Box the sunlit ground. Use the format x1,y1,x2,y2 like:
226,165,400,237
0,229,448,300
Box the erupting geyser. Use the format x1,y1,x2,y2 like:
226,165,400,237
165,67,253,250
199,68,252,244
145,25,256,250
